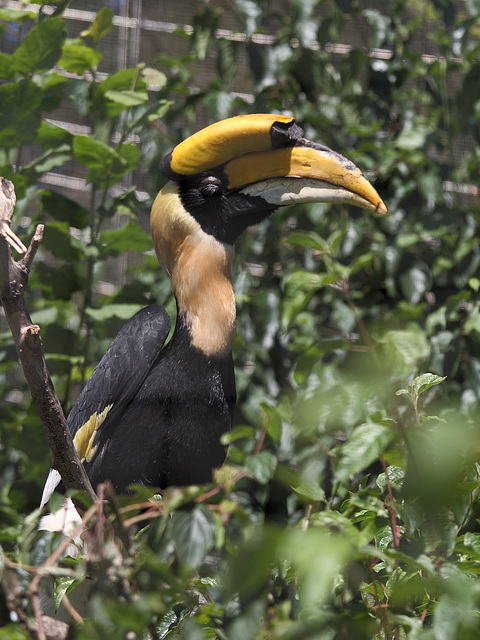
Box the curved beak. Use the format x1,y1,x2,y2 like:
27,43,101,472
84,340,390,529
225,142,387,215
160,113,387,215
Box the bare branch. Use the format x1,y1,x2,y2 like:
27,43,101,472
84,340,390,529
22,223,44,271
0,177,96,505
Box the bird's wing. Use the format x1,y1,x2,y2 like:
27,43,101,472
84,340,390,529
40,305,171,507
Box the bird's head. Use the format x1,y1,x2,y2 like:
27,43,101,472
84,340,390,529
151,113,386,277
150,114,386,356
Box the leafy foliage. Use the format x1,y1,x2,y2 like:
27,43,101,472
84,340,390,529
1,1,480,639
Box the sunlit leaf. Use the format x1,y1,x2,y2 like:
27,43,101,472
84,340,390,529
81,7,113,42
59,39,103,73
410,373,447,397
141,67,167,88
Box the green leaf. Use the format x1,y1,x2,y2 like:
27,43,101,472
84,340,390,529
335,421,394,484
42,222,84,261
92,69,147,117
86,304,144,322
73,135,119,170
293,481,325,502
221,425,256,444
83,142,140,188
396,123,433,151
376,466,405,493
282,270,337,329
13,17,66,75
35,71,68,112
432,567,478,640
146,99,174,123
117,143,140,170
399,266,430,305
281,528,353,607
0,8,37,22
40,191,89,229
192,5,222,60
225,528,281,599
54,576,82,612
285,230,330,253
0,624,32,639
37,120,72,150
0,80,42,147
81,7,114,42
171,505,216,568
410,373,447,398
141,66,167,88
246,451,277,484
23,145,71,176
377,327,430,374
98,222,151,258
59,39,103,73
104,90,149,108
0,52,14,80
468,277,480,292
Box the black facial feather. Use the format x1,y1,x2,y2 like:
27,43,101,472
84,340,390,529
178,171,276,245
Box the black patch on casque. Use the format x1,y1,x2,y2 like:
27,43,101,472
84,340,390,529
270,120,304,148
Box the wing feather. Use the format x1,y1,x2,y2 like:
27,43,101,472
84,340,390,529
41,305,171,506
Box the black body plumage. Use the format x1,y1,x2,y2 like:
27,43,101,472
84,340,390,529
66,306,235,494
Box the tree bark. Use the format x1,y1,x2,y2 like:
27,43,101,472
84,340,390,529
0,177,96,504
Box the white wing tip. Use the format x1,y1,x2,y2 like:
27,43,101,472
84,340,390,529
40,469,62,509
39,497,83,538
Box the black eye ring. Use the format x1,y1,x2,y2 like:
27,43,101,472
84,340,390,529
199,176,223,197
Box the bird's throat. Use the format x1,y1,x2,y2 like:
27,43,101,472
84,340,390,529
172,233,236,358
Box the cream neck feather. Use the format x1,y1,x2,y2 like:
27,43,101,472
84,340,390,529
151,182,236,358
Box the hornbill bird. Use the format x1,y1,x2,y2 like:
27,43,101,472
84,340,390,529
40,113,386,509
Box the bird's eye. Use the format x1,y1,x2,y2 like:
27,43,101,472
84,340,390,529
199,176,222,197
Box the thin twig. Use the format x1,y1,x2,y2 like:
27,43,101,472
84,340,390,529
61,591,85,625
381,457,400,550
456,484,480,535
253,420,268,455
21,223,44,271
123,508,165,528
195,470,248,503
